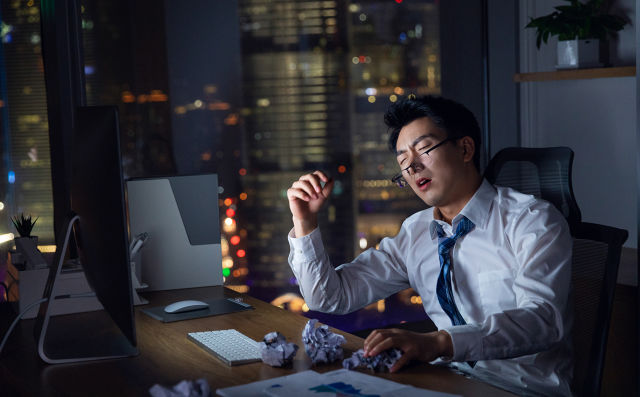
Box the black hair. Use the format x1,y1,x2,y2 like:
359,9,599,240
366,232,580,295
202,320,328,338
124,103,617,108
384,95,481,170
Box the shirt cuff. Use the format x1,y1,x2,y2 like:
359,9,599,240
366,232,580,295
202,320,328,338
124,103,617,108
287,227,325,263
442,324,483,362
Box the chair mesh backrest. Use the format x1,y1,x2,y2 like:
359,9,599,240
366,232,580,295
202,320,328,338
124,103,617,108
484,147,581,228
570,222,627,397
492,161,542,197
571,238,609,396
485,150,625,396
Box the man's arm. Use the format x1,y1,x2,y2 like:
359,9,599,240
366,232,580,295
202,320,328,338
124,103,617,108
289,226,411,314
287,171,410,314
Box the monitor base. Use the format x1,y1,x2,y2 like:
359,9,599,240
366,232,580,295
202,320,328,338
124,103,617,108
34,213,138,364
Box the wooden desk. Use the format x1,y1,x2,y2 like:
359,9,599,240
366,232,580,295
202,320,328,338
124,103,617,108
0,286,514,396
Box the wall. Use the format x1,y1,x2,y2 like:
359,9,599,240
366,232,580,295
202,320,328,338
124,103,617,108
518,0,637,255
487,0,520,158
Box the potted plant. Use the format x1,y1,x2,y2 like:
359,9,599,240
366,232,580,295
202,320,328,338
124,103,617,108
11,213,38,239
11,213,47,269
526,0,627,69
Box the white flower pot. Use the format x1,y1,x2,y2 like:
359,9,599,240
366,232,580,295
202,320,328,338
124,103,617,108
556,39,602,69
14,236,47,269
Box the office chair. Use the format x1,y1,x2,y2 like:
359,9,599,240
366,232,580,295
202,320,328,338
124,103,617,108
570,221,627,397
484,147,626,395
483,146,582,229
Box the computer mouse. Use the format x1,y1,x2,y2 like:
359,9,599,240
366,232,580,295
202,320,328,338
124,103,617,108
163,300,210,314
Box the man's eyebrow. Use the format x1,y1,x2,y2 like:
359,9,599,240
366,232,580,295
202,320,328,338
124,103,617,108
395,134,434,156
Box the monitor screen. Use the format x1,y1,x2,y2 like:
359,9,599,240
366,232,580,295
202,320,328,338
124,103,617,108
36,105,137,363
71,106,136,346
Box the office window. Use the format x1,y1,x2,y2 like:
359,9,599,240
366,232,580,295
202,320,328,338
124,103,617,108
79,0,440,332
0,0,54,245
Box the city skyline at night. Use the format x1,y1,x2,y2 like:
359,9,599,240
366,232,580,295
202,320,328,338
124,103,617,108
1,0,442,331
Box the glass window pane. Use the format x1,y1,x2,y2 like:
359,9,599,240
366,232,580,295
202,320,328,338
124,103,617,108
0,0,54,244
79,0,441,332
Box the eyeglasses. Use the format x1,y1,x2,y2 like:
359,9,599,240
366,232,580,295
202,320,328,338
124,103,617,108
391,138,454,188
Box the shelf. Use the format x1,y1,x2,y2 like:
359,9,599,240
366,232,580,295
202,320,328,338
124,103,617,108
514,66,636,82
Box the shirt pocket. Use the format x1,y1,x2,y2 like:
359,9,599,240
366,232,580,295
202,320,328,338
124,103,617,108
477,270,515,314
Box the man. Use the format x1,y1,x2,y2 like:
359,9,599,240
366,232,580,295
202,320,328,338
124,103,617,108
286,95,573,396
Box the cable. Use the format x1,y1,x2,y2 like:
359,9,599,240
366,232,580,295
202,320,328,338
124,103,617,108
0,292,97,355
0,297,47,355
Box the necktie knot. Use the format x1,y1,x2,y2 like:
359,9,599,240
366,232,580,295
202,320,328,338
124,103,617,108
435,216,475,241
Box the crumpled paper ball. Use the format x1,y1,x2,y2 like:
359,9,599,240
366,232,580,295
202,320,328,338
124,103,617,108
259,331,299,367
302,319,346,365
342,348,403,372
149,379,211,397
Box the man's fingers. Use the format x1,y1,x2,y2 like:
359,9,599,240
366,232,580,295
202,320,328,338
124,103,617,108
363,330,384,355
364,329,398,356
390,353,411,373
366,336,396,358
312,170,330,183
299,173,323,194
287,188,310,202
321,178,334,198
292,180,319,199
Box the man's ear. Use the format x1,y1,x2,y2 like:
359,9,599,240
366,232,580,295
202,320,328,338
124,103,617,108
459,136,475,164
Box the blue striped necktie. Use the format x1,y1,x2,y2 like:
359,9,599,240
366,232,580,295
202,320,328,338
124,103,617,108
435,216,476,367
435,216,474,326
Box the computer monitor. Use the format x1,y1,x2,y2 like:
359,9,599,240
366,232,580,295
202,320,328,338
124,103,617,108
35,106,138,363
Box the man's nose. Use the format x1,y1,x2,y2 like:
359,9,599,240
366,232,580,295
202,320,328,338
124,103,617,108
405,160,423,175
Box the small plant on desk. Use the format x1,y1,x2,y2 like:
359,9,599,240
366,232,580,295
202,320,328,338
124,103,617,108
11,213,46,269
11,213,38,238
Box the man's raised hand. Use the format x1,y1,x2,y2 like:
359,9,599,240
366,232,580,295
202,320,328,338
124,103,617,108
287,170,334,237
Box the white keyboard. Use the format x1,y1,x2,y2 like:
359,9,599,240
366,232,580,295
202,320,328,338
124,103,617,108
187,329,262,366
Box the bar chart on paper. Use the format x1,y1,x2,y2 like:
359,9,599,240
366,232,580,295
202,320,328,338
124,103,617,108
216,369,460,397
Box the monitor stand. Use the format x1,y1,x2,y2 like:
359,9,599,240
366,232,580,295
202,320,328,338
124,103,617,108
34,213,139,364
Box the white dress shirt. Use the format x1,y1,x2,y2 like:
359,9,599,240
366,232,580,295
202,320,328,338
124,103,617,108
288,180,573,397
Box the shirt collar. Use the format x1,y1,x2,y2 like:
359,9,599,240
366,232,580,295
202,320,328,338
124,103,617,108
429,179,496,240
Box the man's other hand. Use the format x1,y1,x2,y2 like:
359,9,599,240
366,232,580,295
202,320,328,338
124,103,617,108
287,170,334,237
362,328,453,373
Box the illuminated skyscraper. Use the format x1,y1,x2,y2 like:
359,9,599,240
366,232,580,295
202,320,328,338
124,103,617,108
238,0,354,300
237,1,442,319
348,0,441,252
0,0,54,242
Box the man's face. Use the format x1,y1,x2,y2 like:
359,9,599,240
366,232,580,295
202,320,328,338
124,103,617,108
395,117,466,207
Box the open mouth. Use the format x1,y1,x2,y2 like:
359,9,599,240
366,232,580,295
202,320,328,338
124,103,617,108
416,178,431,189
